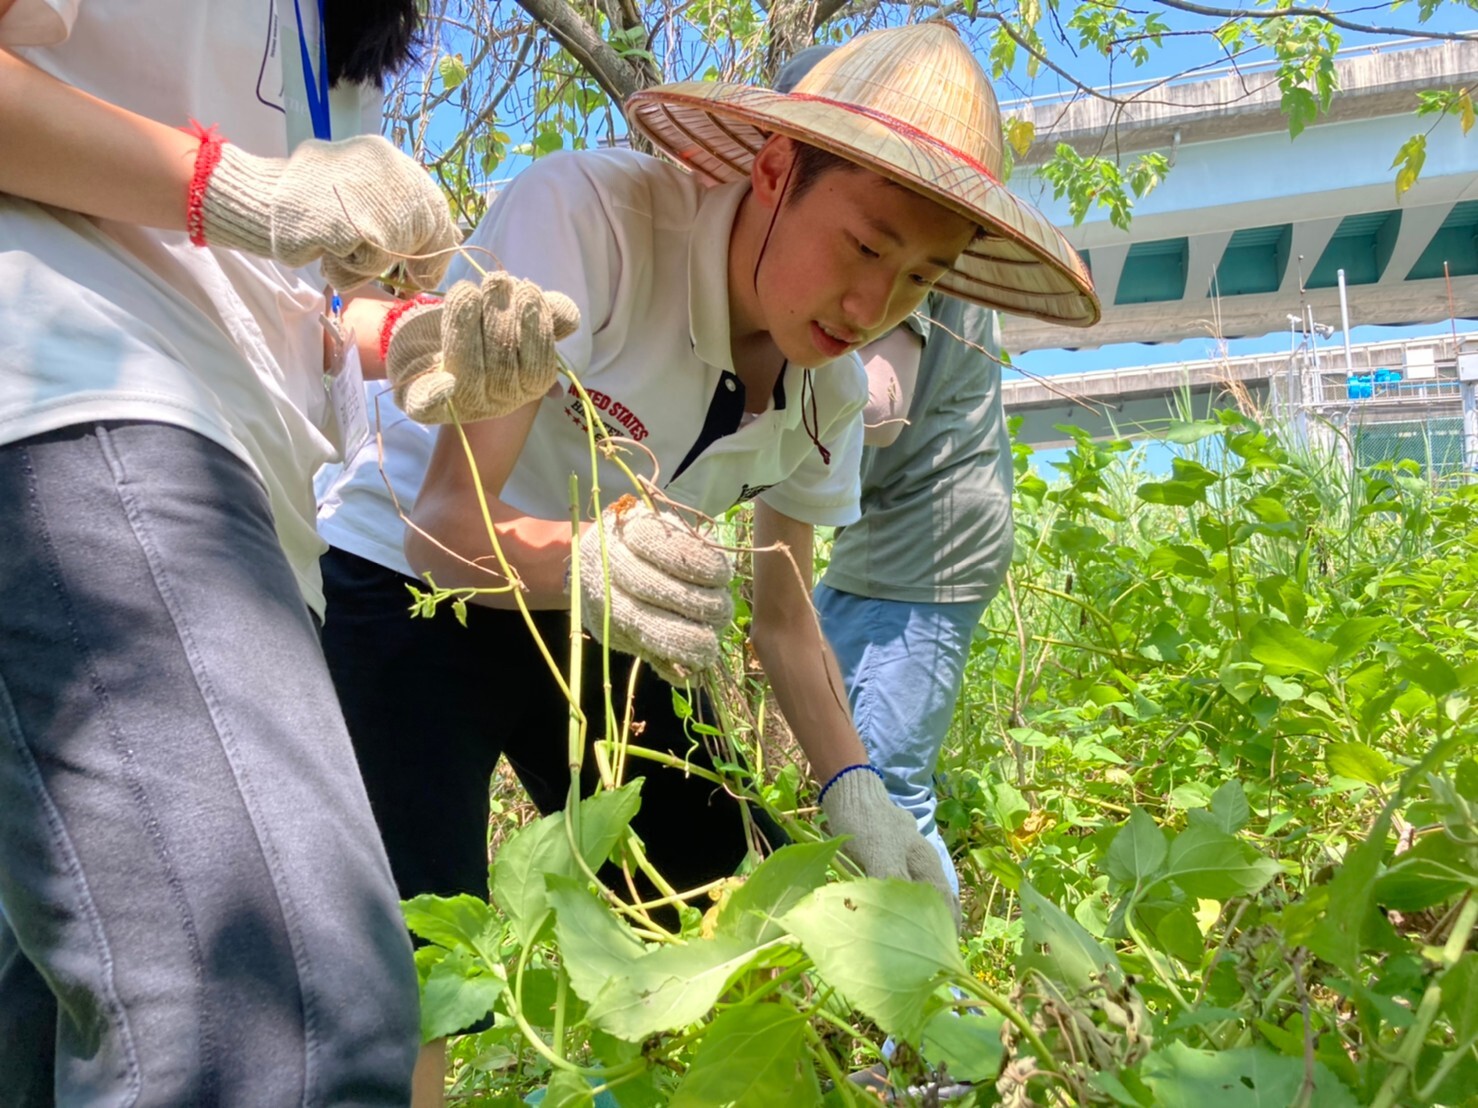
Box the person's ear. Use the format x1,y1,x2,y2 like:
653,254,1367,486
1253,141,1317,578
751,135,797,211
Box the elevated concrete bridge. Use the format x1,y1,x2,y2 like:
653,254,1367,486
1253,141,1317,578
1004,330,1478,471
1001,39,1478,352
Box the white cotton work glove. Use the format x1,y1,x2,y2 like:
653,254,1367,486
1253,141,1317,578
578,500,734,686
821,766,960,928
194,134,461,292
385,271,581,424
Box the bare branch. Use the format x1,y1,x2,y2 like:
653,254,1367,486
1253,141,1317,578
429,30,538,173
512,0,653,103
965,7,1133,107
1148,0,1478,43
766,0,857,75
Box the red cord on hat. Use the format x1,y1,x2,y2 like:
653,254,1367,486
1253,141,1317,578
184,120,224,247
378,294,442,362
784,93,1002,186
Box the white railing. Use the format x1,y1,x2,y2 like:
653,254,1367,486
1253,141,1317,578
997,36,1466,112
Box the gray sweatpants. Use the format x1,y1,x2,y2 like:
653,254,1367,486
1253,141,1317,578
0,422,418,1106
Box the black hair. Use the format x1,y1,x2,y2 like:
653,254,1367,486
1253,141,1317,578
326,0,422,87
785,142,867,204
785,140,987,240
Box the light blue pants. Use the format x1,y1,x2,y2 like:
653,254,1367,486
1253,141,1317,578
813,585,989,897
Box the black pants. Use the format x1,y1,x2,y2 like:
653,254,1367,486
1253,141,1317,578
320,547,770,911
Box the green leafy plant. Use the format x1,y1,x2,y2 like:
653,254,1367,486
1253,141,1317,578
401,400,1478,1105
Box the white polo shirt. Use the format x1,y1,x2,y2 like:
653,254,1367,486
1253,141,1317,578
318,148,866,578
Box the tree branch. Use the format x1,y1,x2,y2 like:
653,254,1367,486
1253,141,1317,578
1148,0,1478,43
429,30,538,173
965,7,1132,106
512,0,651,103
765,0,856,75
402,23,522,127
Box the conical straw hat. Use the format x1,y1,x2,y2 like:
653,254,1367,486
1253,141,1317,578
624,22,1099,327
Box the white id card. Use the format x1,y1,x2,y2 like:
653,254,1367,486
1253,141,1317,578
323,330,369,462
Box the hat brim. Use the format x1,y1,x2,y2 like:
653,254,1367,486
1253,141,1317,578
625,83,1100,328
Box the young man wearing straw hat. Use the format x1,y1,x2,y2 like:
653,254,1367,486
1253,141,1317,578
314,21,1093,1083
770,44,1020,901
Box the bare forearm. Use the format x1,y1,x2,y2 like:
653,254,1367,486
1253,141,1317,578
752,616,868,785
405,414,580,608
0,49,197,228
750,503,868,783
340,291,397,380
405,489,580,609
861,380,907,446
859,327,922,447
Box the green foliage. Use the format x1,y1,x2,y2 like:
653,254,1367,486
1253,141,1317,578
1038,143,1171,229
922,1010,1007,1082
416,804,977,1101
419,947,507,1043
491,781,643,945
1019,880,1125,991
411,414,1478,1103
1067,2,1170,66
669,1004,819,1106
1418,86,1477,135
1264,17,1341,140
405,896,507,1043
783,880,964,1041
1400,85,1474,193
1392,133,1428,197
1138,1041,1357,1106
936,414,1478,1105
438,53,469,92
717,839,843,944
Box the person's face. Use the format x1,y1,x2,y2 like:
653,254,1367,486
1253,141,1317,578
748,139,977,368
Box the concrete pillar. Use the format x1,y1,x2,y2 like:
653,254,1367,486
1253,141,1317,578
1380,203,1454,285
1084,242,1131,307
1189,230,1236,304
1279,217,1344,296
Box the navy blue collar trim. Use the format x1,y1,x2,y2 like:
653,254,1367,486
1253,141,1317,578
669,367,788,484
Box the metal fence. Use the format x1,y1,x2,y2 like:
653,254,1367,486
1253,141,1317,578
1348,416,1468,474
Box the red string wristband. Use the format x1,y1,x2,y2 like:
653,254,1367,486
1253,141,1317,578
184,120,224,247
378,295,442,363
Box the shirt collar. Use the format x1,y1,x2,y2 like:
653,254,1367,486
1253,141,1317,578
687,178,750,371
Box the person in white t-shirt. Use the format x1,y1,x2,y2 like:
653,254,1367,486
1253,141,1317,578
0,1,464,1103
315,23,1096,1070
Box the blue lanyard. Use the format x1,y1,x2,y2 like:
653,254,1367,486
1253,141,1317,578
293,0,331,140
